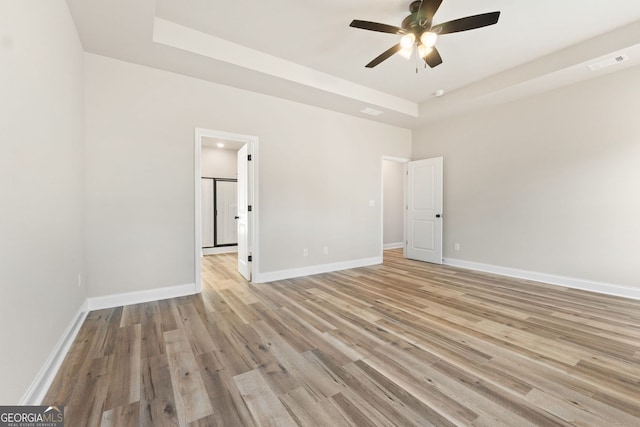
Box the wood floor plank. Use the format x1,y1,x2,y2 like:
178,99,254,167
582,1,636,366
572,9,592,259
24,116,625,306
195,352,256,427
204,318,256,375
139,354,179,427
525,388,620,427
233,369,297,427
42,321,99,405
164,328,214,424
104,324,142,411
250,320,343,399
121,304,143,328
44,249,640,426
339,361,436,427
331,392,379,427
157,299,179,332
429,359,569,426
187,413,221,427
279,386,352,427
361,350,479,425
175,302,216,356
87,306,123,359
62,355,111,426
101,401,140,427
140,310,166,359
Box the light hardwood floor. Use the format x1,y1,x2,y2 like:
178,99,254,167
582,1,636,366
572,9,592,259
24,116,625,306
45,250,640,426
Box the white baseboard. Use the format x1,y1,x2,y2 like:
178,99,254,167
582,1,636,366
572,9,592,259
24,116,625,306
383,243,404,250
87,283,197,311
20,299,89,405
254,257,383,284
203,247,238,256
443,258,640,301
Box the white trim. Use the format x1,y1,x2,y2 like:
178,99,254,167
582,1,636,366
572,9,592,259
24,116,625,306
382,156,412,163
195,128,259,289
195,129,203,293
87,283,197,311
20,300,89,405
384,243,405,250
253,257,383,284
153,18,418,118
203,246,238,256
443,258,640,301
250,136,260,282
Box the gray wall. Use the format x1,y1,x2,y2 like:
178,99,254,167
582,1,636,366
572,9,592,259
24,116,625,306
413,64,640,288
84,53,412,296
383,160,405,246
0,0,86,403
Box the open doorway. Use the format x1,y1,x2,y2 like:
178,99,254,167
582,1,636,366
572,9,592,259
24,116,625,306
381,156,410,256
201,140,242,255
195,128,259,292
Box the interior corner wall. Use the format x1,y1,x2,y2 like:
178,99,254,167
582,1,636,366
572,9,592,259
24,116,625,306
412,65,640,288
382,160,405,246
201,147,237,179
84,53,412,297
0,1,86,403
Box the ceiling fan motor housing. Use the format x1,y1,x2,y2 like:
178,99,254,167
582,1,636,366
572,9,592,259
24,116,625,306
403,1,432,32
409,1,423,13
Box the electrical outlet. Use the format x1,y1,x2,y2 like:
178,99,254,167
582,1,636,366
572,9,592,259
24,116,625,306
303,248,308,257
323,246,329,255
77,273,83,288
454,243,460,251
369,200,375,207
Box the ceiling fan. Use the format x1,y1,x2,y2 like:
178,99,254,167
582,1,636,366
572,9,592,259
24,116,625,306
350,0,501,69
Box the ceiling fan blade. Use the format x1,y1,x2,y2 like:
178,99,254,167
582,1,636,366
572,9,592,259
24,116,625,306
350,20,405,35
418,0,443,23
366,43,402,68
424,46,443,68
432,11,500,35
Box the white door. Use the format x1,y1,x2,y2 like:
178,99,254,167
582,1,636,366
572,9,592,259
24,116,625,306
406,157,443,264
237,144,251,280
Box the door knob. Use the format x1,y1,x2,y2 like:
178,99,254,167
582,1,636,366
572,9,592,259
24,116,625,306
436,214,442,218
234,216,240,219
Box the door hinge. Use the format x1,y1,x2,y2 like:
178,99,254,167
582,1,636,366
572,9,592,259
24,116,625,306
248,205,252,212
248,255,252,262
248,154,252,161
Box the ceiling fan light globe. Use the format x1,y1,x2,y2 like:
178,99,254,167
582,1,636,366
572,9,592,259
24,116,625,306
418,44,433,59
400,33,416,49
420,31,438,48
398,46,413,59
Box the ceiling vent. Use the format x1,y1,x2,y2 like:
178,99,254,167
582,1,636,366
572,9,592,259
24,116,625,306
588,54,629,71
360,107,384,116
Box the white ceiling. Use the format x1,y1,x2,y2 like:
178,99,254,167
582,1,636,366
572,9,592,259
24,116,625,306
201,137,245,151
67,0,640,128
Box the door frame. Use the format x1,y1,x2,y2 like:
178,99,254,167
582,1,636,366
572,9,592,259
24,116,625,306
194,128,259,292
380,156,410,258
